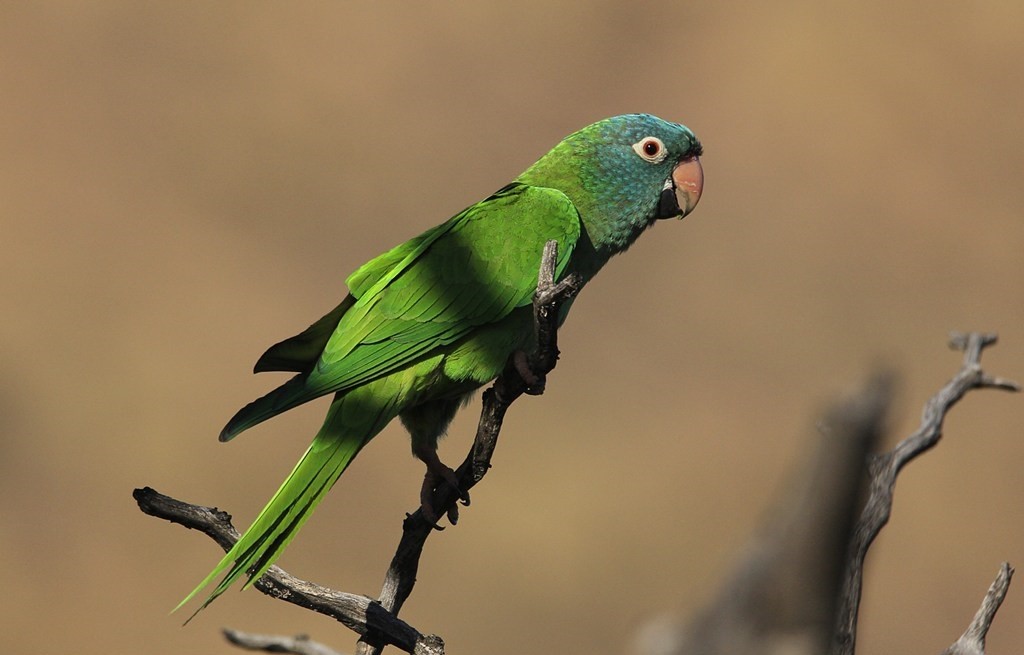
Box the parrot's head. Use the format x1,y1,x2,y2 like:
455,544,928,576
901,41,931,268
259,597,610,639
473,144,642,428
519,113,703,256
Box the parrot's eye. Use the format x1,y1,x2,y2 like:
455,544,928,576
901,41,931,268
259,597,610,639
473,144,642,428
632,137,667,164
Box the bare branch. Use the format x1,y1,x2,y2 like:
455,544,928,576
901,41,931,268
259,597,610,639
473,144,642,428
357,240,580,654
661,374,892,655
941,563,1014,655
637,332,1018,655
224,628,345,655
133,487,437,654
832,332,1020,655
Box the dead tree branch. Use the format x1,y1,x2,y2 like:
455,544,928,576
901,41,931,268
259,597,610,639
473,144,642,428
663,374,893,655
638,332,1018,655
941,563,1015,655
133,487,440,654
223,628,345,655
135,241,580,655
832,332,1020,655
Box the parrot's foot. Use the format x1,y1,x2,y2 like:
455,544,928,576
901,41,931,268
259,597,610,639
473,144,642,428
420,465,464,527
513,350,545,395
413,445,470,528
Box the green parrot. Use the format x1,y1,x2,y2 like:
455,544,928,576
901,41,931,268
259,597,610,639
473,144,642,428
179,113,703,614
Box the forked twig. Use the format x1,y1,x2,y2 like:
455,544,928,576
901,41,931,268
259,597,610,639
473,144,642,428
832,332,1020,655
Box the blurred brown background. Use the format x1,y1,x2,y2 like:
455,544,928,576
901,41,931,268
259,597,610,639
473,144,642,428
2,2,1022,653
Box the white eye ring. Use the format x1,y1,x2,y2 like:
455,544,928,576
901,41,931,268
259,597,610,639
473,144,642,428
632,136,667,163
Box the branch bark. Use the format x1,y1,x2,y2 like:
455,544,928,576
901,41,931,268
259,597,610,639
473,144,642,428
223,628,346,655
941,563,1015,655
133,487,441,654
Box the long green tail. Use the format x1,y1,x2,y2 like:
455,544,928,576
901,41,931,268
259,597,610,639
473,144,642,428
176,397,377,619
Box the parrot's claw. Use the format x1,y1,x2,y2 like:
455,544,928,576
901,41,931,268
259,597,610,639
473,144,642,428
414,444,469,527
513,350,545,395
419,466,466,526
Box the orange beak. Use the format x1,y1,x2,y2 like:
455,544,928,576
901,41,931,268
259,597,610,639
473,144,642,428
671,156,703,218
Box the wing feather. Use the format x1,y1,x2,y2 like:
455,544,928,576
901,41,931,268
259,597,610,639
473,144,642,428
297,183,579,401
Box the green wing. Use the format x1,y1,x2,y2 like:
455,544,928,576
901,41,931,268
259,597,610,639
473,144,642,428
305,182,581,394
252,221,454,374
221,183,580,440
253,297,354,373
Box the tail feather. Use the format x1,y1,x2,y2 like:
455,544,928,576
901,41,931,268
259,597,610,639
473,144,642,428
176,422,366,619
